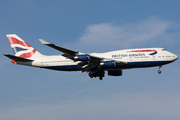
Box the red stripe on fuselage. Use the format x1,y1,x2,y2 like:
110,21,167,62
7,37,31,47
19,49,36,58
131,50,157,52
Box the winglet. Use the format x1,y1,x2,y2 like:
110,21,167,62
39,39,50,45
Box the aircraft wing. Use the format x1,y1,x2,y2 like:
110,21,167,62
39,39,101,61
39,39,127,71
39,39,78,56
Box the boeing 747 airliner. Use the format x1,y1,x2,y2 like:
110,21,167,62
4,34,178,80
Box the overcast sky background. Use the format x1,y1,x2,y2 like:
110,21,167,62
0,0,180,120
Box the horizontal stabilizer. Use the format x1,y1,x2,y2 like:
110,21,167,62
39,39,78,56
3,54,33,62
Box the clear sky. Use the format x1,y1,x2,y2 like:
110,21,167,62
0,0,180,120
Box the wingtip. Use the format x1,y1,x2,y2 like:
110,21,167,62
39,39,49,45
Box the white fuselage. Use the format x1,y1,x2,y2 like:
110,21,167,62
6,34,178,79
18,48,177,71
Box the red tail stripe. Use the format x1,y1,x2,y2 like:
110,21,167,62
7,37,31,47
131,50,157,52
19,49,36,58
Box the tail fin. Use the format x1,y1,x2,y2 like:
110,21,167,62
6,34,43,59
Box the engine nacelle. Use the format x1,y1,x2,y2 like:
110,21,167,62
108,70,122,76
100,61,116,67
74,55,90,61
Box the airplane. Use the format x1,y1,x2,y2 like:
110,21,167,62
4,34,178,80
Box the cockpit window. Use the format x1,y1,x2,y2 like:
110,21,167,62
162,49,166,51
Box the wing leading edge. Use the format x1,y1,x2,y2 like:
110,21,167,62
39,39,78,56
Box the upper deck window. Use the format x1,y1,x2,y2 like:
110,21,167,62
162,49,166,51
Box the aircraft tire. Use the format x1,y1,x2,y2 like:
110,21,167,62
158,70,161,74
89,72,93,78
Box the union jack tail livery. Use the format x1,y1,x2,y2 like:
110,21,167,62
6,34,43,59
4,34,178,80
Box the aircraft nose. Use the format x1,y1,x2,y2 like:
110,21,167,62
175,55,178,60
173,54,178,61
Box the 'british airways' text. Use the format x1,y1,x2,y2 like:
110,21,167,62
112,53,145,58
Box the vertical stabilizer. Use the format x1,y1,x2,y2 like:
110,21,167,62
6,34,43,59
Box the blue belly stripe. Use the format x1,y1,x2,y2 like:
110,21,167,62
43,65,83,71
43,61,173,71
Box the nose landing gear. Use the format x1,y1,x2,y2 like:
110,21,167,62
158,65,162,74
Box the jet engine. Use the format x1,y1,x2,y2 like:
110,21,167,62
108,70,122,76
100,61,116,67
74,55,90,61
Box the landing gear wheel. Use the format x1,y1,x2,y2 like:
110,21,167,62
88,72,93,78
158,70,161,74
99,76,103,80
158,65,162,74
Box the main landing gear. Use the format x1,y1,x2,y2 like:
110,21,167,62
158,65,162,74
88,71,105,80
